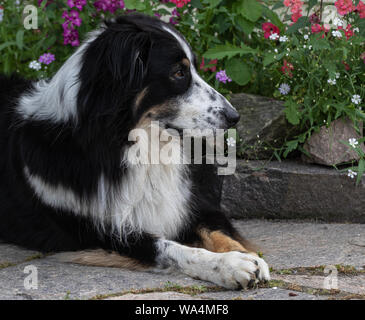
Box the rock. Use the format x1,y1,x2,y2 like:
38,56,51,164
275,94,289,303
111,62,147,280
303,118,364,166
221,159,365,223
230,93,299,159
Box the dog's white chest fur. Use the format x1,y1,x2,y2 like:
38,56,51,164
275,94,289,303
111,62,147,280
113,161,191,239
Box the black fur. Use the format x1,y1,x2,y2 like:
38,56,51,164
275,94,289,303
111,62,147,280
0,14,240,267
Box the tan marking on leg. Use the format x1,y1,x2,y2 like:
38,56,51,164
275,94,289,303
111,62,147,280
52,249,148,270
134,87,149,111
198,229,249,253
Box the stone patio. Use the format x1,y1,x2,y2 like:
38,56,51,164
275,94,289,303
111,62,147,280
1,219,364,300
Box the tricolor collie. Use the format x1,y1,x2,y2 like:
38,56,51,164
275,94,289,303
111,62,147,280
0,14,269,289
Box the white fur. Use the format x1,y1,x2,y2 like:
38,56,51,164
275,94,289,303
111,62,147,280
17,30,102,123
156,239,271,289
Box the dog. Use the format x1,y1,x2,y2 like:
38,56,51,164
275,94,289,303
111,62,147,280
0,13,270,289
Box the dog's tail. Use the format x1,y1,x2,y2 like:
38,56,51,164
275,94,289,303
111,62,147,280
50,249,148,270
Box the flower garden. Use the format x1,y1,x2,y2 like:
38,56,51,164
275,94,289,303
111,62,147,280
0,0,365,179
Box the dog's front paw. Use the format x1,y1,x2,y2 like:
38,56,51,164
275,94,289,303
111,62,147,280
212,251,270,289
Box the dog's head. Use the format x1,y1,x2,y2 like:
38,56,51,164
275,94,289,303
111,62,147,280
77,14,239,136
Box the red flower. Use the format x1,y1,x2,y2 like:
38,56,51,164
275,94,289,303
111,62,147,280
338,24,354,39
262,22,280,39
200,58,217,72
311,24,330,38
342,61,350,71
169,0,191,8
335,0,355,16
281,59,294,78
356,1,365,18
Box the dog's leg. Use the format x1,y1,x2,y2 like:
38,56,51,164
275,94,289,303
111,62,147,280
155,238,270,289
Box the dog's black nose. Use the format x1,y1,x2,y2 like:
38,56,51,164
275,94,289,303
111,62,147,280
224,107,240,127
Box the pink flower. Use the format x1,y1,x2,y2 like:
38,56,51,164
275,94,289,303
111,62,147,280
94,0,125,13
281,60,294,78
169,0,191,8
67,0,86,10
334,0,355,16
356,1,365,18
262,22,280,39
63,28,80,47
200,58,217,72
62,10,82,28
311,24,322,33
284,0,303,22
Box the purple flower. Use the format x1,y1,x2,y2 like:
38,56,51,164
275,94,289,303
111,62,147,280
169,17,178,25
63,28,80,47
216,70,232,84
62,10,82,28
38,53,55,65
67,0,86,10
94,0,125,13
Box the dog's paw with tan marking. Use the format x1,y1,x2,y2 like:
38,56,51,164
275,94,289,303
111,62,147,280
211,251,270,289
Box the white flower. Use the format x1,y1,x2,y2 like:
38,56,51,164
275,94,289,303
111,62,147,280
349,138,359,149
278,83,291,95
351,95,362,105
226,137,236,147
308,45,312,50
332,30,342,38
333,17,344,27
327,78,336,85
303,45,306,49
353,27,359,33
29,60,41,71
0,8,4,23
304,34,309,40
279,35,289,42
269,33,279,40
335,72,340,79
274,49,278,53
347,169,357,179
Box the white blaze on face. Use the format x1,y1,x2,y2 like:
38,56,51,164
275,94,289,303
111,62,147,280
162,26,238,131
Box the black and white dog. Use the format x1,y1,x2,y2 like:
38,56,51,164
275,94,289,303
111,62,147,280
0,14,269,289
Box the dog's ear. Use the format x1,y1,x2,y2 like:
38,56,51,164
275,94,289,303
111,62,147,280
77,19,152,126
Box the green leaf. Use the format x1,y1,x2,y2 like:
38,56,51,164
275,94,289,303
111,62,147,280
237,0,263,23
191,0,205,9
284,99,300,125
311,38,330,51
124,0,146,10
262,6,285,32
0,41,17,52
204,44,257,60
225,58,251,86
286,16,309,34
204,0,222,8
283,140,298,157
16,30,24,50
357,158,365,185
234,15,255,35
263,53,276,67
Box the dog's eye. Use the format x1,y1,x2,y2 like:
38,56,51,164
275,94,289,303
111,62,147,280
174,69,185,79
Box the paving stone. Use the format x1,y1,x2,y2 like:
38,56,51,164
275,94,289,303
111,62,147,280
0,259,213,300
272,274,365,295
107,292,202,300
0,244,41,265
198,288,328,300
233,219,365,269
222,159,365,222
